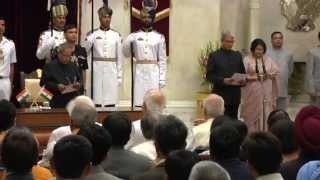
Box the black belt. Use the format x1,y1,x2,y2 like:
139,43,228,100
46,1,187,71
0,76,3,79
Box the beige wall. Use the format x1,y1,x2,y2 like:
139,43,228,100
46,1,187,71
80,0,320,104
259,0,320,62
81,0,221,103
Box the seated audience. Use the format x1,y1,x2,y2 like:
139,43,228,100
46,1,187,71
210,125,253,180
267,109,291,130
133,115,188,180
297,161,320,180
126,89,166,150
51,135,92,180
38,95,97,167
77,124,121,180
269,119,299,162
0,99,15,133
101,112,153,179
0,99,16,173
1,126,39,180
280,105,320,180
243,132,283,180
193,94,224,148
131,113,161,161
188,161,231,180
165,150,200,180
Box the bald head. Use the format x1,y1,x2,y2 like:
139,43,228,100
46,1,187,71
66,96,97,127
143,89,166,115
203,94,225,119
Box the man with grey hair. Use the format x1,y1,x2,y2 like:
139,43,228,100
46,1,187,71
131,113,162,160
193,94,224,148
125,89,166,150
206,31,246,119
188,161,231,180
40,42,82,108
38,95,97,167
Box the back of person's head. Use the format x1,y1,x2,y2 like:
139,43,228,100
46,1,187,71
154,115,188,156
165,150,200,180
293,105,320,157
188,161,231,180
267,109,290,130
230,120,248,144
66,96,97,127
210,115,234,132
269,119,298,155
210,125,241,161
0,99,16,132
52,135,92,179
243,132,282,176
143,89,166,115
77,124,112,166
141,113,161,140
1,126,38,174
203,94,225,119
103,112,131,147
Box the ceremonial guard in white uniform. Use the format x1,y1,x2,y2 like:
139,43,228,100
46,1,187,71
36,0,68,62
123,0,167,106
84,2,123,107
0,17,17,100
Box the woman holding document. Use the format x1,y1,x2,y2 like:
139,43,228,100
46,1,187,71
241,38,279,132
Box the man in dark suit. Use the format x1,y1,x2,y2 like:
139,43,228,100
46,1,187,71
132,115,188,180
40,43,82,108
101,112,153,179
206,31,246,119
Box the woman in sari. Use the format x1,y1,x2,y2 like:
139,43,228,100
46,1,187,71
241,38,279,133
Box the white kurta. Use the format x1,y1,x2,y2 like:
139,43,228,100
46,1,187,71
306,47,320,96
267,47,293,97
84,28,123,106
36,29,65,62
123,30,167,106
0,37,17,100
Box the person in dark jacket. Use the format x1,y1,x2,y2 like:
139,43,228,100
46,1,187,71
206,31,246,119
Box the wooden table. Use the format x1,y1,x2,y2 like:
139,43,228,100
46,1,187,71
16,107,143,130
16,107,143,150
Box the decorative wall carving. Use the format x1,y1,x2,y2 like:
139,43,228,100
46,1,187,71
281,0,320,32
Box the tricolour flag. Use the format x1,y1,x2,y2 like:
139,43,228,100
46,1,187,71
16,88,31,103
39,87,54,101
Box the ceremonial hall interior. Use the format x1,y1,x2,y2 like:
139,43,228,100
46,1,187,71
0,0,319,180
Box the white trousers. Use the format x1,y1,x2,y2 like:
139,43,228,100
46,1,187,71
0,78,11,101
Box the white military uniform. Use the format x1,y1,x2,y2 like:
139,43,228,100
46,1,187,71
123,30,167,106
0,37,17,100
84,28,123,106
36,29,65,62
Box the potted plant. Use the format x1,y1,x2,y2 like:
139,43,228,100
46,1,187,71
196,41,219,119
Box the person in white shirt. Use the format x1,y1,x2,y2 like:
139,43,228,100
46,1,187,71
131,113,161,161
267,31,293,110
0,16,17,101
126,89,195,151
125,89,165,150
122,3,167,107
38,95,97,168
36,0,68,62
84,3,123,107
193,94,224,148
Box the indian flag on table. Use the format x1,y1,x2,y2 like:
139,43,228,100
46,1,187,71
16,88,31,103
39,87,53,101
